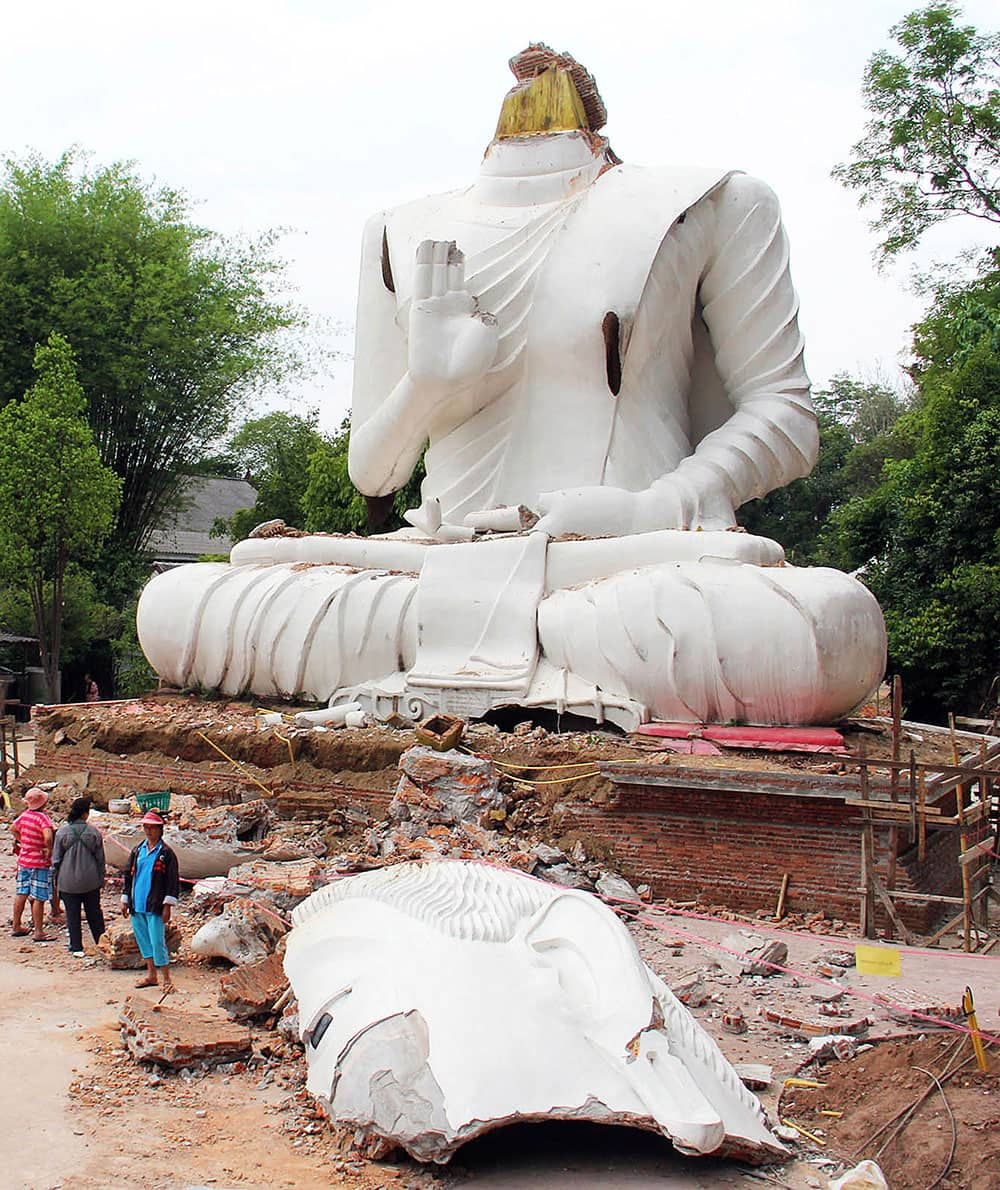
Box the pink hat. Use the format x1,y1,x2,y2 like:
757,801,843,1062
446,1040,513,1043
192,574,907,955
140,810,165,827
24,787,48,810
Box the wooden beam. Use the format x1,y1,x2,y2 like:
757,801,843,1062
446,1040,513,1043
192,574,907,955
959,837,995,867
844,799,941,815
924,908,966,947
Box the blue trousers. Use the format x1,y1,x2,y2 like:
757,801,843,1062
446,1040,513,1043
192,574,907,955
130,911,170,967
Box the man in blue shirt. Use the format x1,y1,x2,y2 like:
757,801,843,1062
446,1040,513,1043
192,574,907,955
121,810,180,992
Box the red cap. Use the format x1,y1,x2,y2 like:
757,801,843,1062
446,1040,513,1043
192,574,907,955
139,810,165,827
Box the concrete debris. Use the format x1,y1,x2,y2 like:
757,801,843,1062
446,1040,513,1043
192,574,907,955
761,1008,870,1040
539,862,596,891
871,986,964,1024
119,996,252,1069
100,798,276,880
807,1034,859,1062
388,746,505,828
671,971,710,1007
219,952,289,1019
718,931,788,977
98,918,182,969
532,842,566,865
721,1009,747,1034
829,1161,889,1190
225,859,326,906
191,897,288,965
595,870,640,906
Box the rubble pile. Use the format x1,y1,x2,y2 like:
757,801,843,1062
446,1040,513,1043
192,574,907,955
119,996,253,1069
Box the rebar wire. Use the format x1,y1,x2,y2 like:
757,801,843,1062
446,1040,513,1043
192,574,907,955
912,1067,957,1190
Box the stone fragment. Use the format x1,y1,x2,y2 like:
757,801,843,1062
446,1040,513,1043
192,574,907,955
829,1161,889,1190
595,871,640,906
539,862,595,891
671,971,709,1007
389,746,504,827
532,843,566,865
810,983,847,1003
807,1035,859,1062
219,952,289,1019
191,898,288,965
718,932,788,977
97,918,182,969
119,996,252,1069
225,858,325,905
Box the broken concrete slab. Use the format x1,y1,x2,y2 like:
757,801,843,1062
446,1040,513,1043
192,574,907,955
97,918,182,969
671,971,710,1007
119,996,252,1069
219,952,288,1019
595,871,640,906
717,931,788,977
388,746,505,828
191,897,288,965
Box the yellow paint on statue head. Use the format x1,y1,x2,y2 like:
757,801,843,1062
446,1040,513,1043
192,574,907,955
495,66,589,139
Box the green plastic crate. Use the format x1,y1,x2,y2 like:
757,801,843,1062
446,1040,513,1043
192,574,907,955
136,790,171,814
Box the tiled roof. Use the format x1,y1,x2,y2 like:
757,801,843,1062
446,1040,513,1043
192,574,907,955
145,476,257,563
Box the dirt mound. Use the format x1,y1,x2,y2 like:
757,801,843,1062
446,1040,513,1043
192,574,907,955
781,1035,1000,1189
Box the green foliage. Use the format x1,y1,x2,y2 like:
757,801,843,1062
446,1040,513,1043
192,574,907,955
214,410,326,541
0,566,120,665
833,4,1000,259
304,417,425,536
0,333,122,694
110,598,158,699
739,375,912,564
0,150,305,571
828,270,1000,717
216,412,426,542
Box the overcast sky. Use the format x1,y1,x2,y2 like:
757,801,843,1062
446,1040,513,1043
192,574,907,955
3,0,997,432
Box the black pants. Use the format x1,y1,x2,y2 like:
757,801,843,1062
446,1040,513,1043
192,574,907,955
60,889,106,952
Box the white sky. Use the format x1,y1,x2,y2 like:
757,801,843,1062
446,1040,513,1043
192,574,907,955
3,0,998,432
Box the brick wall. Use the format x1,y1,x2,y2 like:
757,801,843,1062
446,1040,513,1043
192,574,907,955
32,741,980,934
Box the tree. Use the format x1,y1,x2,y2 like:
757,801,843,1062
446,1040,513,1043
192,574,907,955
833,4,1000,259
0,334,121,698
0,151,304,585
303,418,425,536
215,411,326,541
738,375,911,564
827,265,1000,717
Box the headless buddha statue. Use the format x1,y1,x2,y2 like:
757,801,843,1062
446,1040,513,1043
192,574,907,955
138,47,886,728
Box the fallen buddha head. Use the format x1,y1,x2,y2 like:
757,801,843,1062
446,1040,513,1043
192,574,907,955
283,859,785,1164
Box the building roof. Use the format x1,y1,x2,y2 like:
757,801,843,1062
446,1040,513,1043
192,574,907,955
145,476,257,565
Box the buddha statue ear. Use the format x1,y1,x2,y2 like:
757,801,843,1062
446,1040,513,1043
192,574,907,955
522,891,652,1028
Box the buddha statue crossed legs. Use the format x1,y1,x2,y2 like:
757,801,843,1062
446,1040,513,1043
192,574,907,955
138,47,885,727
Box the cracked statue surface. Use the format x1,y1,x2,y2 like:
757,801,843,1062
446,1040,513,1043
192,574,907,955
283,859,787,1164
137,45,886,728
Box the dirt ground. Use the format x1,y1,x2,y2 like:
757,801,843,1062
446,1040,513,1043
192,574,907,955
3,847,998,1190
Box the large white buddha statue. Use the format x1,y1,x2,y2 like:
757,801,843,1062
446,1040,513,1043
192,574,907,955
138,46,886,728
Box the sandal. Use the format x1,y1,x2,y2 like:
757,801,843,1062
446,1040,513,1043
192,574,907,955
32,935,54,943
11,929,30,937
134,977,158,988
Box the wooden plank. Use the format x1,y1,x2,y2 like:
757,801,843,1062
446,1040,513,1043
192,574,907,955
844,799,941,815
775,873,789,920
869,890,965,905
925,908,966,947
959,837,995,867
871,873,917,945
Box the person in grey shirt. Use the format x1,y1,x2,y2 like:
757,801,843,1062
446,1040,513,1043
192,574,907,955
52,797,107,957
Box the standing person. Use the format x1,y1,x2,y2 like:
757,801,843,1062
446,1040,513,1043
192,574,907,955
52,797,106,957
121,810,179,991
83,673,100,702
11,787,57,941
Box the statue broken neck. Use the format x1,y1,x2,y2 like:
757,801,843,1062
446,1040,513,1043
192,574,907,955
471,130,614,208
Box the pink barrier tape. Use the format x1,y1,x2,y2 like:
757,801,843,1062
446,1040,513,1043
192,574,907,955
631,898,1000,962
628,904,1000,1046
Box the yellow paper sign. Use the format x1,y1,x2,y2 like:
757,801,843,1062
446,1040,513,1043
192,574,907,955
855,944,902,977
